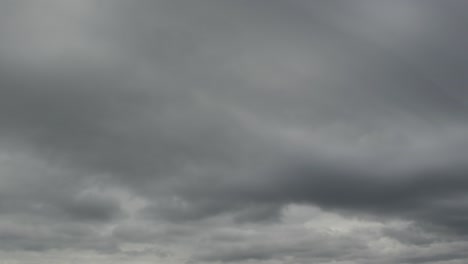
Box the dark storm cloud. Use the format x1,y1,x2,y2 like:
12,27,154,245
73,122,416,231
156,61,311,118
0,0,468,263
145,140,468,233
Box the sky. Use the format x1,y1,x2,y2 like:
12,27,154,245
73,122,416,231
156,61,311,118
0,0,468,263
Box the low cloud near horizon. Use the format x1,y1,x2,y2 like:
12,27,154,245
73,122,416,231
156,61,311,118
1,1,468,263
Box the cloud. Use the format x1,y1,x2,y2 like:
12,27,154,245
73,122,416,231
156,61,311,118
0,0,467,263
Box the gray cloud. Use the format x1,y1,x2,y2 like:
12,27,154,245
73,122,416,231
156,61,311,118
0,0,467,263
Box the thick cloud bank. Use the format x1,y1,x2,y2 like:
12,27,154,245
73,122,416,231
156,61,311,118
1,1,468,263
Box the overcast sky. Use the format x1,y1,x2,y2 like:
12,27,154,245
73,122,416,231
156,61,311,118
0,1,468,263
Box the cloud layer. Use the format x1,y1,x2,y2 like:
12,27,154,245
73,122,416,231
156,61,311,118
0,1,468,263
